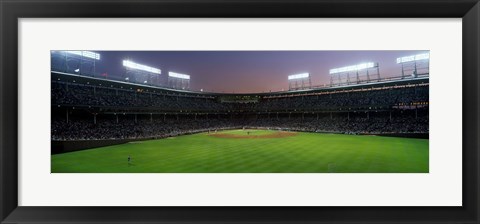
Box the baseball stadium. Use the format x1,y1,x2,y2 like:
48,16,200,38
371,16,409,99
51,51,429,173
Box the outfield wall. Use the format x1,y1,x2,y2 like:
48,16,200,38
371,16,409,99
51,127,241,154
247,127,429,139
375,133,429,139
51,139,138,154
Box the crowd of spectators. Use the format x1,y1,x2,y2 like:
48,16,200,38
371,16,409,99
255,87,428,111
242,112,428,134
51,117,243,140
52,110,428,140
52,82,226,111
51,80,429,140
52,81,428,112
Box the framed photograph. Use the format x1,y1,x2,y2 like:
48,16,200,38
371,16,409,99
50,50,430,174
1,0,479,223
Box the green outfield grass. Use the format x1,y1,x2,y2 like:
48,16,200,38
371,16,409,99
51,129,429,173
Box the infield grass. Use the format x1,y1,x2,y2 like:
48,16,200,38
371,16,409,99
51,129,429,173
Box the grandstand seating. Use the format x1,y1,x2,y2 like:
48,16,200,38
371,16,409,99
51,72,429,140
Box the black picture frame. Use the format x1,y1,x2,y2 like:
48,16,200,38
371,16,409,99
1,0,479,223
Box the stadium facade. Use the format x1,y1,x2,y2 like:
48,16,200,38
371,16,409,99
51,71,428,153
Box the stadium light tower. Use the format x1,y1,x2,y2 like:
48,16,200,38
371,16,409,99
168,72,190,90
288,73,311,91
50,50,101,77
329,62,380,86
65,51,101,60
396,53,430,78
122,60,161,85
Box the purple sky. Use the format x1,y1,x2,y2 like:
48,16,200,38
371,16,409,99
93,51,427,93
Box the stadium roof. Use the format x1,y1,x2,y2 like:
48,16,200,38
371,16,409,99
51,71,429,98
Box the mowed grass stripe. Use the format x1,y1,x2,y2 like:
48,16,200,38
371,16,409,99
51,130,429,173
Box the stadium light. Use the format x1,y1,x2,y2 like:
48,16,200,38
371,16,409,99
288,73,309,80
65,51,100,60
329,62,376,74
169,72,190,80
123,60,161,74
396,53,430,64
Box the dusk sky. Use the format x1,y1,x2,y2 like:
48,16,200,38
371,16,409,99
81,50,427,93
